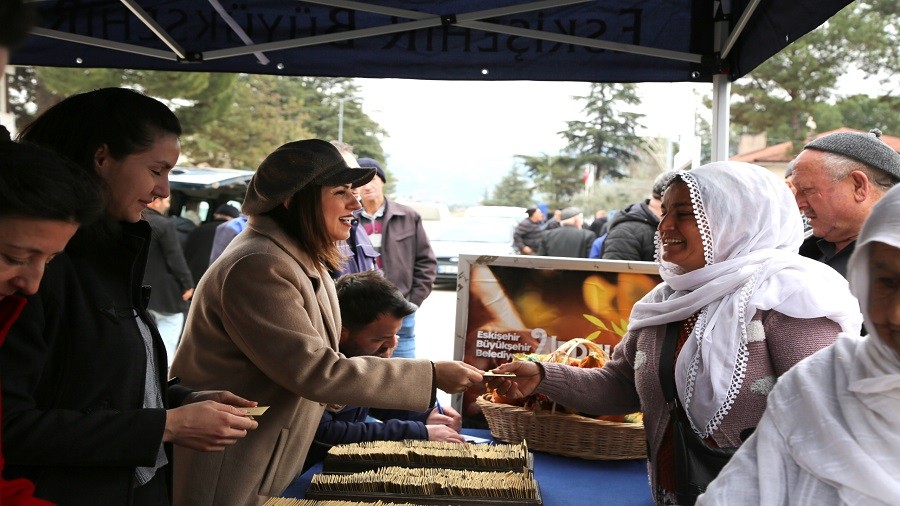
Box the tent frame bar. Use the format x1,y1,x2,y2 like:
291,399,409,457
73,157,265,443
30,27,178,61
206,0,270,65
120,0,188,60
721,0,762,59
30,0,703,67
207,0,702,64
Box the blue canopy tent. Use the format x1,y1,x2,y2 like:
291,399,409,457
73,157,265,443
11,0,853,160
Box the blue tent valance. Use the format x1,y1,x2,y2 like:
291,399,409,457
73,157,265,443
12,0,851,83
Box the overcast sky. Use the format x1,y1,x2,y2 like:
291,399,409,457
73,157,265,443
358,79,703,205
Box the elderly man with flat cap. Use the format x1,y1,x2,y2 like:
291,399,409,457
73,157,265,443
538,206,596,258
789,129,900,278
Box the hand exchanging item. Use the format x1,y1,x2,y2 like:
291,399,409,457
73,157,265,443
483,361,544,400
434,361,484,393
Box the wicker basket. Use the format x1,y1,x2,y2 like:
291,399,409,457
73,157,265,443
476,393,647,460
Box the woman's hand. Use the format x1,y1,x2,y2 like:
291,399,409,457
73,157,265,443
484,361,543,399
434,361,483,393
165,391,259,451
426,404,462,432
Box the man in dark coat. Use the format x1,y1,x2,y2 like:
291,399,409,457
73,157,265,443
513,207,544,255
601,171,675,262
357,157,436,358
538,207,596,258
183,203,240,284
143,196,194,365
302,271,462,473
586,209,609,236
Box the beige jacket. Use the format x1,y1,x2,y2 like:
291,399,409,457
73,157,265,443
170,216,434,505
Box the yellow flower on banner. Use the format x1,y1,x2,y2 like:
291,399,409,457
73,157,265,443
616,273,659,316
513,290,560,328
582,274,617,321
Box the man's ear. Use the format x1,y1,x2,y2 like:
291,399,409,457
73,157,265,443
849,170,870,202
339,326,349,345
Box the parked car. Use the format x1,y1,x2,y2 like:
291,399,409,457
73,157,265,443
462,205,526,222
168,166,253,221
430,217,517,283
396,200,453,237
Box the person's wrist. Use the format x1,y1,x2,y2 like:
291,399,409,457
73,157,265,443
430,361,437,406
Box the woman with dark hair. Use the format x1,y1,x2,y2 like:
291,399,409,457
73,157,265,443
488,162,863,505
0,140,103,506
1,88,258,505
170,139,483,505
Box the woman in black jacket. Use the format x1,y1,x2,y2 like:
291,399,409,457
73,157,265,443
1,88,258,506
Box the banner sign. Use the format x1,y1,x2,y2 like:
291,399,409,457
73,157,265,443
452,254,661,424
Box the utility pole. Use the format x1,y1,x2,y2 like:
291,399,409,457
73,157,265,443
337,98,345,142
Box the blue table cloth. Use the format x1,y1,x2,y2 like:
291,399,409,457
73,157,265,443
281,428,653,505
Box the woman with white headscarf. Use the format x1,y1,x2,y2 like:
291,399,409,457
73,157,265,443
698,184,900,505
488,162,862,505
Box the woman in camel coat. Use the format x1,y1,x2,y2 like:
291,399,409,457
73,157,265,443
170,139,482,505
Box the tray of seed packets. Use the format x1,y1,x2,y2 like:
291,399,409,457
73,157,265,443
303,440,541,505
321,440,534,474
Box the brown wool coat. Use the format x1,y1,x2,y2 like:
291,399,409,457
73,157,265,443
169,216,434,505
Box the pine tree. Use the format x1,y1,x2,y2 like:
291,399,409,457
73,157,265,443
484,166,534,207
731,0,898,144
9,69,389,170
515,153,581,209
559,83,646,181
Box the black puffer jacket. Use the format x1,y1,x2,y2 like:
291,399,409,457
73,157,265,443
600,200,659,262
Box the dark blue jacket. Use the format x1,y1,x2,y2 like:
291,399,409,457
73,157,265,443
303,405,431,472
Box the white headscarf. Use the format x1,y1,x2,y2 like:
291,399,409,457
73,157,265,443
629,161,862,437
782,184,900,503
846,184,900,370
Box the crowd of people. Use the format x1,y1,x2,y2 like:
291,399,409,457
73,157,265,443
1,2,899,504
513,170,678,261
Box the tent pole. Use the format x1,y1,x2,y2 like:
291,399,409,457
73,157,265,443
710,0,731,163
711,74,730,162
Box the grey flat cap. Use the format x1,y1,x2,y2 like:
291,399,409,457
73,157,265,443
560,206,583,221
804,129,900,181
